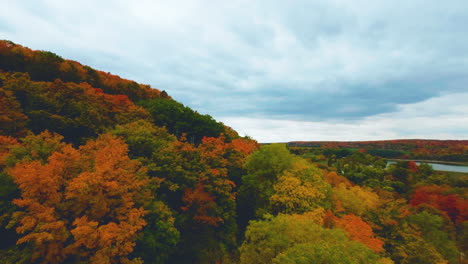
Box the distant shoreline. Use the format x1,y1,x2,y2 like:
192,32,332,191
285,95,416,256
388,159,468,166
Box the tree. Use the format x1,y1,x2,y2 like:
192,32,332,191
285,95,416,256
181,180,223,226
130,201,179,264
410,185,467,224
110,121,182,264
1,72,151,145
407,161,418,173
324,171,353,187
270,159,331,214
272,243,392,264
365,197,410,241
0,40,161,101
333,183,379,216
225,137,259,187
138,98,225,144
111,120,176,160
8,134,148,263
25,51,63,82
391,165,410,184
418,163,435,177
238,144,296,222
172,135,242,264
386,223,448,264
0,87,28,137
406,211,459,264
0,136,19,167
5,131,65,166
239,213,383,264
0,133,62,261
333,214,385,253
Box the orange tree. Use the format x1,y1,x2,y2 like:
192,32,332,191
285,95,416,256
8,134,148,263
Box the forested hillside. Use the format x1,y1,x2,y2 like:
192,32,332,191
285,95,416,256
0,41,466,264
289,140,468,162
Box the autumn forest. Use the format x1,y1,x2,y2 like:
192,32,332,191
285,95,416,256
0,40,466,264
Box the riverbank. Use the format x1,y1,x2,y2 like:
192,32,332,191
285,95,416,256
388,159,468,166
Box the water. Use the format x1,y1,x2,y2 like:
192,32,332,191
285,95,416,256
387,161,468,173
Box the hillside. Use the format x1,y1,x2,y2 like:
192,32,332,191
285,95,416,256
0,40,259,263
0,40,234,145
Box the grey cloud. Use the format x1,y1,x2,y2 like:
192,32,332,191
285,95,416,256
220,92,468,142
1,0,467,140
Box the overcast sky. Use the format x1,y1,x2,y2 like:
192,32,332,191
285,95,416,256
1,0,467,142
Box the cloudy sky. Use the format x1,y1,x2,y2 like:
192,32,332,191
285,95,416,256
1,0,467,142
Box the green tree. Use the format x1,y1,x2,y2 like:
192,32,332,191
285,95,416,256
138,98,225,144
386,223,448,264
0,86,29,137
238,144,296,225
110,120,176,160
5,131,66,166
239,213,383,264
131,201,179,264
406,211,458,264
110,122,181,263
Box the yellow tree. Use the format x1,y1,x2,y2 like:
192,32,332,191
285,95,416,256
333,183,379,216
270,159,331,214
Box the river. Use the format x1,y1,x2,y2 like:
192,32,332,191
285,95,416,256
387,161,468,173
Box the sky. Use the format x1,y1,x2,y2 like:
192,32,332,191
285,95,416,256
1,0,467,142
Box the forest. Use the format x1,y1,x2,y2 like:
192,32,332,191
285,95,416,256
289,140,468,163
0,40,466,264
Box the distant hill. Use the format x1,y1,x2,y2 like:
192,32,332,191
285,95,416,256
288,139,468,162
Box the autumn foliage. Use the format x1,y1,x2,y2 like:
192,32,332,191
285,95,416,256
333,214,385,252
182,180,223,226
0,40,162,100
178,135,257,229
291,139,468,162
324,171,353,187
8,134,148,263
1,40,465,264
410,185,467,224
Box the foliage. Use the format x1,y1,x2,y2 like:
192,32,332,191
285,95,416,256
405,211,459,264
5,131,66,166
1,40,466,264
410,185,467,224
8,134,149,263
270,158,331,214
110,120,177,160
0,86,28,137
238,144,297,221
0,72,150,144
333,214,385,253
333,183,379,216
290,139,468,162
324,171,353,187
131,201,179,264
239,213,382,264
138,98,225,144
0,40,161,100
386,223,448,264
